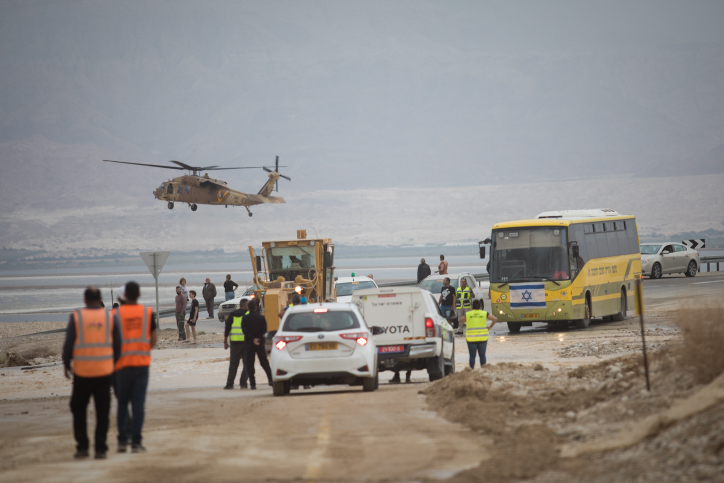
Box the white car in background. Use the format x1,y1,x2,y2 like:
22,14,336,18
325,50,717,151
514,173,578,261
269,303,381,396
334,275,378,303
217,286,259,322
640,242,700,279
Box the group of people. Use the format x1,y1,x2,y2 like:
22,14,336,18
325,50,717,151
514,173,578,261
172,274,243,342
416,254,448,283
63,283,156,459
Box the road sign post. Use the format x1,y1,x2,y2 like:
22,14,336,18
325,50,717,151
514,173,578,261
634,278,651,392
140,251,171,324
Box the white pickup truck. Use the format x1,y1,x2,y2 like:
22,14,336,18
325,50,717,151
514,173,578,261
351,286,455,381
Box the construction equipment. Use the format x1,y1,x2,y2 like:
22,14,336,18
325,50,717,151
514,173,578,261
249,230,336,332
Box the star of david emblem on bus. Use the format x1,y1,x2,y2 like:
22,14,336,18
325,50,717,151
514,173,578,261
521,290,533,302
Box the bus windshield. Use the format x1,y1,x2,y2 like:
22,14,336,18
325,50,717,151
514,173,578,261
491,227,569,283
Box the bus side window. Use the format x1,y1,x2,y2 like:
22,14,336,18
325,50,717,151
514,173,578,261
626,218,639,254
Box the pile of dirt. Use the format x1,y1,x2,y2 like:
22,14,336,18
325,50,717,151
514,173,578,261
0,344,60,368
425,305,724,482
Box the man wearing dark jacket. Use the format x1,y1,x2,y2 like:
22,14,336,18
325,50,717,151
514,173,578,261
417,258,431,283
223,300,249,389
202,278,217,319
241,299,273,390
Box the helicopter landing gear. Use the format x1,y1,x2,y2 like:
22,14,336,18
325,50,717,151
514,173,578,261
245,206,253,217
190,204,198,211
167,202,174,210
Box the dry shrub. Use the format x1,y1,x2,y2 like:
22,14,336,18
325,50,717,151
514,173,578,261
0,344,58,368
674,302,724,383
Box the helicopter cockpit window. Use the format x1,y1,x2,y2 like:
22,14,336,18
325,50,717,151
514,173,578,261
267,246,316,282
158,183,164,191
177,185,183,194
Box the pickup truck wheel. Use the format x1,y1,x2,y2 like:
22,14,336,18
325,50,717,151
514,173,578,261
363,373,378,392
507,322,522,334
273,381,286,397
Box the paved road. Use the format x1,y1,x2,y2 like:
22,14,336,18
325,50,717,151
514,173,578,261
1,272,721,482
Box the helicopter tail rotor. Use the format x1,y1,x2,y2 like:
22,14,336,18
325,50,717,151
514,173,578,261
262,156,291,192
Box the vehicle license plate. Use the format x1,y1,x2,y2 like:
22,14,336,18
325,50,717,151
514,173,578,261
522,314,539,319
378,345,404,353
307,342,337,351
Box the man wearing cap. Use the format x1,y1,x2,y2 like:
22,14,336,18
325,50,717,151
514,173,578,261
113,281,157,453
202,278,217,319
63,287,122,460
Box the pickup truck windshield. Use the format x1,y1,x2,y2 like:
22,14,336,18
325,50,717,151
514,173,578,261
491,227,569,283
418,279,459,293
283,311,361,332
336,281,377,296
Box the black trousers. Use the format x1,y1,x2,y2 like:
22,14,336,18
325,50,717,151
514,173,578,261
70,374,112,453
226,342,249,387
245,342,272,386
204,297,214,317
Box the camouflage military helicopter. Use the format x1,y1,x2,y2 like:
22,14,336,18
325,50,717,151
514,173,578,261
103,157,290,216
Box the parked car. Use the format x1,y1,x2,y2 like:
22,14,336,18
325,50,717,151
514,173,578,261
418,273,489,328
334,275,378,303
216,285,260,322
640,242,700,279
269,303,381,396
351,286,455,382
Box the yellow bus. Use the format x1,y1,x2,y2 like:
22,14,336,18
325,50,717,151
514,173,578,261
484,209,641,332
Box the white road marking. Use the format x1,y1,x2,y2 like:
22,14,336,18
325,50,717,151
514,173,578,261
692,279,724,284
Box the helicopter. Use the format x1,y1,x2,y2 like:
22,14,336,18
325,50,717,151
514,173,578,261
102,156,290,216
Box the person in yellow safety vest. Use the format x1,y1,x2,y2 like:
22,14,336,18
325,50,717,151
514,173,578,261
455,278,474,327
113,281,157,454
62,286,122,460
461,299,498,368
224,299,250,389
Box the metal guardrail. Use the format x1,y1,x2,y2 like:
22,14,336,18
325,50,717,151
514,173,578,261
699,256,724,272
376,273,490,288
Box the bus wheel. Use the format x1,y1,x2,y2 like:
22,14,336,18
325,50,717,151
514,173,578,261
612,290,626,321
576,298,591,329
651,263,662,279
507,322,522,334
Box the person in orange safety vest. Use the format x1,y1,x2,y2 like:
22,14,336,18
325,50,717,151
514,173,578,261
62,287,121,460
112,281,157,454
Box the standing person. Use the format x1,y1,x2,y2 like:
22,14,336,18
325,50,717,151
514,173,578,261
435,255,448,275
185,290,199,344
461,299,497,368
62,287,121,459
113,281,157,454
175,286,187,341
223,299,250,390
179,278,189,307
455,277,474,326
224,274,238,301
241,299,273,390
417,258,431,283
202,277,217,319
390,368,412,384
438,277,456,319
278,293,301,319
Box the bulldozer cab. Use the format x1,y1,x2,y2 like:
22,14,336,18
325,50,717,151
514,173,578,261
249,230,336,331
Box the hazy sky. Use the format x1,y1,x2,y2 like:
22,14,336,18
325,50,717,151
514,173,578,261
1,1,723,253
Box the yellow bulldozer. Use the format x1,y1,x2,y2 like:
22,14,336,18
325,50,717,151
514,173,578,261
249,230,336,332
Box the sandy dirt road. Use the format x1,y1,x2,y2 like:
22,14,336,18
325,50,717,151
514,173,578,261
0,272,722,482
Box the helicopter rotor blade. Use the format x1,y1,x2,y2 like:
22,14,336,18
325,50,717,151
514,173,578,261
103,159,184,170
275,155,279,172
279,174,291,181
169,160,195,170
263,166,273,173
204,166,267,171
